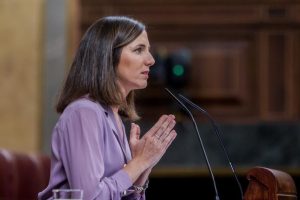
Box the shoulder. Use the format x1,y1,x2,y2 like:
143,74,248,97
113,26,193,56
67,98,104,112
58,98,108,126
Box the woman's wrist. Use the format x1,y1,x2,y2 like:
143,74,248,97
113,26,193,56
133,179,149,193
121,179,149,197
133,167,151,186
123,158,148,183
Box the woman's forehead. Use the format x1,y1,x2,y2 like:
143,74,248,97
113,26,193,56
127,31,150,47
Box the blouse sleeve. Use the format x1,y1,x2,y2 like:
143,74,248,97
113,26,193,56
124,192,146,200
54,106,133,200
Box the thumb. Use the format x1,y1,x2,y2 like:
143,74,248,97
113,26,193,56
130,123,140,142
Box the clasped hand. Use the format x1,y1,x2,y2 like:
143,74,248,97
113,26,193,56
129,114,177,169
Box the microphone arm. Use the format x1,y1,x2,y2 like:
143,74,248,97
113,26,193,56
164,88,220,200
178,94,244,200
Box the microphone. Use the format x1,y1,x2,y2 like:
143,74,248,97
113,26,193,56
164,88,220,200
177,94,244,200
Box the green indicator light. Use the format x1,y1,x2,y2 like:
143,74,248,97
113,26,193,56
172,64,184,76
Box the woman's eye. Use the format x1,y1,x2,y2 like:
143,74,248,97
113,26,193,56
134,48,143,54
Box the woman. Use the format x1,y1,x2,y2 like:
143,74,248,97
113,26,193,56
38,16,177,200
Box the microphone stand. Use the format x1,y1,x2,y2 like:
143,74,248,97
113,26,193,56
165,88,220,200
178,94,244,200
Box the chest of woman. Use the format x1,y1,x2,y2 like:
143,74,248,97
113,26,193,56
100,119,131,176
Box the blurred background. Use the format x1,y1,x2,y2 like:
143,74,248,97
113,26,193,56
0,0,300,199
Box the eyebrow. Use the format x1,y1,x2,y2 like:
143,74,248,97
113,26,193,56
135,44,146,48
133,44,151,50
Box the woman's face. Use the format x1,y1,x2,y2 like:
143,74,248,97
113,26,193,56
116,30,155,95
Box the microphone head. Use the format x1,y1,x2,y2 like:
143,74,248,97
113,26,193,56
164,87,195,120
164,88,178,102
164,87,173,96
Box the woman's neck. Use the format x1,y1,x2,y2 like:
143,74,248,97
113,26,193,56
117,81,130,98
111,106,119,115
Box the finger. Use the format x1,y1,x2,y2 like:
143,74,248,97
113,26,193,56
162,130,177,150
169,114,175,120
136,124,141,140
154,115,175,138
158,119,176,141
130,123,138,143
147,115,169,137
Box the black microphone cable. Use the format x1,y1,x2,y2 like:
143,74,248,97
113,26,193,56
165,88,220,200
178,94,244,200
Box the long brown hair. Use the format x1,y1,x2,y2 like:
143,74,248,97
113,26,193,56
56,16,145,120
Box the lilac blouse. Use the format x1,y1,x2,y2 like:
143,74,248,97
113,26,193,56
38,97,145,200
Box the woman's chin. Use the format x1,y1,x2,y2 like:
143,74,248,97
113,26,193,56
134,83,148,90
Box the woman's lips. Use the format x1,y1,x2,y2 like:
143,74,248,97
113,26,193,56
141,71,149,75
141,71,149,78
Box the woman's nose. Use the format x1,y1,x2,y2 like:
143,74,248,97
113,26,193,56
146,52,155,67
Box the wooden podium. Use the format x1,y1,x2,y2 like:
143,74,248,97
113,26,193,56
244,167,297,200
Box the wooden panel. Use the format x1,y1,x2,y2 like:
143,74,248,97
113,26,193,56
67,0,81,65
0,0,43,153
259,31,297,121
81,1,300,28
268,34,286,113
189,41,249,101
82,5,262,26
294,31,300,119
